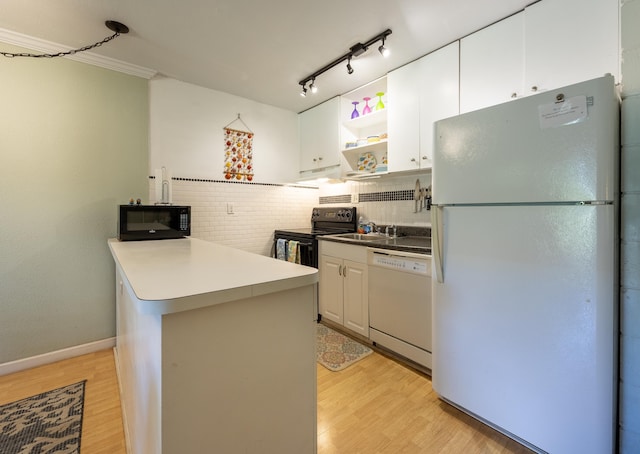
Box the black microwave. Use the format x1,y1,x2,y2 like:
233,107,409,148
118,205,191,241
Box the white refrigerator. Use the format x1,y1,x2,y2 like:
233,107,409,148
431,75,618,454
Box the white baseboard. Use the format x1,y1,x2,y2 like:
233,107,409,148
0,337,116,376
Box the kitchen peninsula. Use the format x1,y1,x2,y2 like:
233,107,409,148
108,238,318,454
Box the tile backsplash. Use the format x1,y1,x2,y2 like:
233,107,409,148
150,178,318,257
318,172,433,227
149,172,432,257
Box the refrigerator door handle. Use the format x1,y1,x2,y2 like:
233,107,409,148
432,205,444,283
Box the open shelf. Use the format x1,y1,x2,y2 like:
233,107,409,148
341,139,387,155
342,140,388,173
342,109,386,130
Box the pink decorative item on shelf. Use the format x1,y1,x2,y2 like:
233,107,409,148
362,97,372,115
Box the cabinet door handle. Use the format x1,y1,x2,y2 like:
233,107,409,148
338,265,343,276
318,156,323,161
343,266,347,277
511,92,518,98
421,155,427,160
531,85,538,92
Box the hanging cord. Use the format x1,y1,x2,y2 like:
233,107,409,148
1,20,128,59
223,113,253,134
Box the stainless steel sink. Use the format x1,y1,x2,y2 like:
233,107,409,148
377,236,431,249
326,232,389,242
324,232,431,254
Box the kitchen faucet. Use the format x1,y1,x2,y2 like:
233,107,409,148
385,224,397,238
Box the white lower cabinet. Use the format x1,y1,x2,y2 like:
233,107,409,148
319,241,369,337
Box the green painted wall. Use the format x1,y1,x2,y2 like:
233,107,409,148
0,45,148,363
620,0,640,450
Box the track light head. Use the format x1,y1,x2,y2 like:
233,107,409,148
346,56,354,74
310,79,318,93
300,85,307,97
378,37,390,57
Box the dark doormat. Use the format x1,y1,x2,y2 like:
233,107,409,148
0,380,86,453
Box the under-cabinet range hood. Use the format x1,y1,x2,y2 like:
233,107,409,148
297,164,343,185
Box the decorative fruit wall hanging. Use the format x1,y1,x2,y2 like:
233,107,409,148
222,114,254,182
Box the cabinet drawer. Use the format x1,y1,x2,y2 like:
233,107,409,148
319,240,367,263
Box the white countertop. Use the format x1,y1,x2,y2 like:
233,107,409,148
108,238,318,313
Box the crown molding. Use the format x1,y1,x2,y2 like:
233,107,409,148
0,27,157,80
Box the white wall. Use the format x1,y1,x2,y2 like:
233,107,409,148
148,77,319,254
0,44,148,364
149,77,300,183
619,0,640,450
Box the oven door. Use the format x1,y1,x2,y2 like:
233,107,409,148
273,233,317,268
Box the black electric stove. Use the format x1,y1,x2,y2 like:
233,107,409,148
273,207,357,268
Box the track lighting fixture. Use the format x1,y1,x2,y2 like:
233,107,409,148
298,29,392,96
346,56,354,75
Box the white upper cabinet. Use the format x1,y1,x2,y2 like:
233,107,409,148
460,13,525,114
524,0,619,94
461,0,619,114
299,96,341,172
418,41,460,167
387,58,420,171
388,42,459,172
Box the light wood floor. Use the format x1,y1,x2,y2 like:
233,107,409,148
0,349,533,453
318,350,533,453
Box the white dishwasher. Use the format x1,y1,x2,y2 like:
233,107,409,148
367,248,432,370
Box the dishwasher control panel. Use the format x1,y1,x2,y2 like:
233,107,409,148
370,252,430,276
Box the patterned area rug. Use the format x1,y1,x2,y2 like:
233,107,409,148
317,324,373,371
0,381,86,454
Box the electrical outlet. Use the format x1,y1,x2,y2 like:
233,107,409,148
226,203,234,214
351,193,359,203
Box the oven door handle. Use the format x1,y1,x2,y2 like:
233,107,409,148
296,241,315,267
